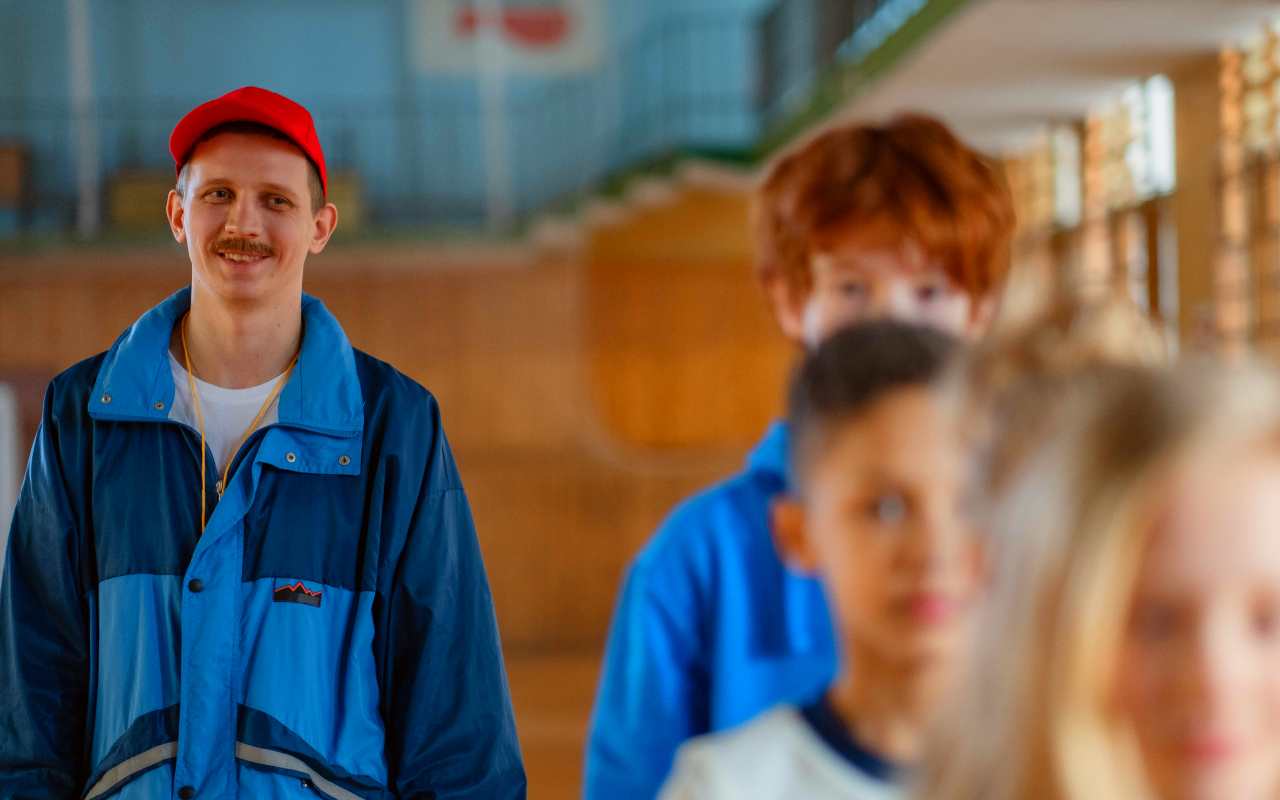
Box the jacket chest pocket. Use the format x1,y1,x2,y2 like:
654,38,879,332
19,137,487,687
238,470,370,591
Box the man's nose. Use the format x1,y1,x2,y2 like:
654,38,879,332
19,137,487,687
223,194,263,236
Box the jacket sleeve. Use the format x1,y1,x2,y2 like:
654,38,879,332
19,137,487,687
378,423,526,799
584,513,710,800
0,388,91,797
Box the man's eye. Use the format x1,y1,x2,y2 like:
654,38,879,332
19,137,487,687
838,281,868,298
869,493,908,526
269,195,292,208
204,189,230,202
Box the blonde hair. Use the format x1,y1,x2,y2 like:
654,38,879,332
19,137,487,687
955,293,1168,501
916,360,1280,800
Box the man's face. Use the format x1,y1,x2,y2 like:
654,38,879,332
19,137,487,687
165,131,336,308
776,387,983,668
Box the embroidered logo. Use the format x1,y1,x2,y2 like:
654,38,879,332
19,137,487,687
273,581,322,608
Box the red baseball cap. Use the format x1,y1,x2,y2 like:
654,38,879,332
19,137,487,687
169,86,328,197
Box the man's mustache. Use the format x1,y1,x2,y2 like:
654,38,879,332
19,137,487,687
213,237,275,257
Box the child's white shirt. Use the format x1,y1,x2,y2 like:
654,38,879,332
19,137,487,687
659,704,903,800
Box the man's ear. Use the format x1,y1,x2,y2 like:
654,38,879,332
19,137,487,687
763,273,807,344
165,190,186,244
309,202,339,254
771,497,818,574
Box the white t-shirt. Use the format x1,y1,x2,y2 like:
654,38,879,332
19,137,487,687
659,704,903,800
168,353,283,475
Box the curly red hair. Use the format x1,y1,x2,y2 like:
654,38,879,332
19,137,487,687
754,114,1016,303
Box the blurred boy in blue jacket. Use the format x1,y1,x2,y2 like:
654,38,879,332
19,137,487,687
584,115,1015,799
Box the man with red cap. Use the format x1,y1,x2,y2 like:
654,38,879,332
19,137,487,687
0,87,526,799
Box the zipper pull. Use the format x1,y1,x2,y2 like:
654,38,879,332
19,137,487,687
216,479,224,499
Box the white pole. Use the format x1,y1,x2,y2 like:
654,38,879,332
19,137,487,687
0,384,18,576
67,0,100,238
475,0,514,232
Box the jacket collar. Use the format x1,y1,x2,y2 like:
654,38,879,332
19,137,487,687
746,420,790,486
746,420,833,659
89,287,364,439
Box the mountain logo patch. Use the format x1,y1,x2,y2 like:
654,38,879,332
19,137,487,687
274,580,322,608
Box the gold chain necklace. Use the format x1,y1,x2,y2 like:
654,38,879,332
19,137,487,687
180,313,299,534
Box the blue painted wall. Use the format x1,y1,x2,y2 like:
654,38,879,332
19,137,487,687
0,0,812,231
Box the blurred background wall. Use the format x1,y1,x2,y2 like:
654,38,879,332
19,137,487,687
1,0,824,231
4,1,1280,795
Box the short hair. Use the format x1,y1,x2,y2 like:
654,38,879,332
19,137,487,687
174,121,325,213
754,114,1015,303
788,319,958,490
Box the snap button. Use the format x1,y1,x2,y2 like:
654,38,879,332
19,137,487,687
188,579,204,593
285,452,297,464
100,393,111,404
338,455,351,466
178,786,195,799
154,401,165,410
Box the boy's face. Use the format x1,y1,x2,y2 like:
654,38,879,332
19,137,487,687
774,386,982,668
1114,449,1280,800
771,222,989,348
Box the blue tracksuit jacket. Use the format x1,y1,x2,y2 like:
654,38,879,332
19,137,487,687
584,422,837,799
0,288,526,799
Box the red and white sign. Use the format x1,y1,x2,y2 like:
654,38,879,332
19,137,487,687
414,0,602,74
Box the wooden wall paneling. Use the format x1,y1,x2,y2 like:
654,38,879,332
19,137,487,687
584,184,792,451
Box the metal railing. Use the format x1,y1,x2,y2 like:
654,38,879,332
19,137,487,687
0,0,925,237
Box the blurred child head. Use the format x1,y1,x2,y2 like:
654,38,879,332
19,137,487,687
754,114,1016,347
918,361,1280,800
772,320,980,673
956,293,1168,504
